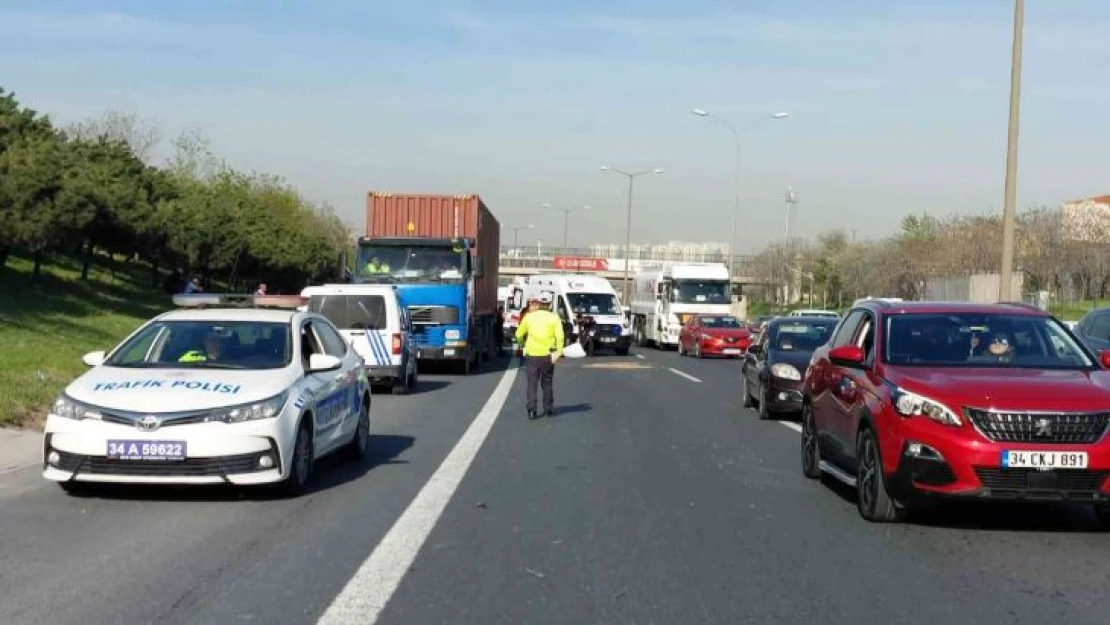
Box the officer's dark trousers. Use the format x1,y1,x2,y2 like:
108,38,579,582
524,355,554,414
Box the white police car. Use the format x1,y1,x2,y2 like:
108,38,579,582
42,294,372,495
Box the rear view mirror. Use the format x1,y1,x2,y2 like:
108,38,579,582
82,351,106,367
1100,349,1110,370
829,345,865,367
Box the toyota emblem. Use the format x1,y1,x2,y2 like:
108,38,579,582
137,415,162,431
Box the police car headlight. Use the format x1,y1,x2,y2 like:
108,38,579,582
203,391,289,424
51,394,104,421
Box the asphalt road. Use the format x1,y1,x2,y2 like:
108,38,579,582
2,348,1108,624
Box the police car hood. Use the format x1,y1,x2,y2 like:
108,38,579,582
66,367,298,413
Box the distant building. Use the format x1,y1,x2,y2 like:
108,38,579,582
1060,195,1110,243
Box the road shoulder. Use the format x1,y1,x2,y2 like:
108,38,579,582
0,427,41,474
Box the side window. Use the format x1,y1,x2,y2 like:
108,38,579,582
313,320,349,358
300,322,324,366
831,310,866,348
856,313,876,364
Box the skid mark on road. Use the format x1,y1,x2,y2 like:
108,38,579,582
668,368,702,383
317,366,518,625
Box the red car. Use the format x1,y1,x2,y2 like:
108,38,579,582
802,300,1110,524
678,315,751,358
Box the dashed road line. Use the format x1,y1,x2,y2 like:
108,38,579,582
668,368,702,383
777,421,802,433
317,366,518,625
635,354,645,360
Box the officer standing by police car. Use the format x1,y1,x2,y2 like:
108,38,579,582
514,292,564,419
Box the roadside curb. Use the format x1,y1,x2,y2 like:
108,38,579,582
0,427,42,474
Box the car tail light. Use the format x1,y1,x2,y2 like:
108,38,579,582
392,333,402,355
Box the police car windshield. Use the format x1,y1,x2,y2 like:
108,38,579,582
105,321,292,370
884,313,1095,369
567,293,620,315
357,245,463,281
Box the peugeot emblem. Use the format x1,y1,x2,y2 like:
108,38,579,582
1034,418,1052,437
137,415,162,431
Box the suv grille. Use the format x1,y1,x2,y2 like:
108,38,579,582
965,409,1110,444
408,306,459,325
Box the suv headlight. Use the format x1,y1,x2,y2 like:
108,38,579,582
770,363,802,381
892,389,961,426
202,391,289,424
51,394,104,421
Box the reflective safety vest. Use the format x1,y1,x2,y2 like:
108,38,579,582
515,309,564,358
178,350,208,362
365,263,390,274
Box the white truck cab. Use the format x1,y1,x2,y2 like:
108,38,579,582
300,284,418,395
631,263,731,348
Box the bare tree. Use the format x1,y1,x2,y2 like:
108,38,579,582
65,110,162,162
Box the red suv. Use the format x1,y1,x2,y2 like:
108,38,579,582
801,300,1110,523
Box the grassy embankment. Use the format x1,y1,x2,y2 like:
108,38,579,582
0,255,170,428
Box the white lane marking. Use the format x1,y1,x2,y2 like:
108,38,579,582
778,421,802,433
317,366,518,625
668,368,701,383
635,354,645,360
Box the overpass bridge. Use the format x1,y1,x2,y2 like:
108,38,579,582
496,246,764,286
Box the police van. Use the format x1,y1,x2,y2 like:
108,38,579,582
300,284,418,394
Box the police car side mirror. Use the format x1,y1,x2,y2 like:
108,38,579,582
82,351,106,367
307,354,342,373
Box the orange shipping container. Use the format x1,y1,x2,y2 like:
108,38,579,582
366,192,501,317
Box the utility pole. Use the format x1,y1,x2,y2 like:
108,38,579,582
600,166,664,305
999,0,1024,302
784,185,799,240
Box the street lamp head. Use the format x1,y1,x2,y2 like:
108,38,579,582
526,224,535,229
599,165,611,171
771,112,789,119
652,168,665,174
691,109,709,117
541,202,552,208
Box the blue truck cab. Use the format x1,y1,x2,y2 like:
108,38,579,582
353,236,488,374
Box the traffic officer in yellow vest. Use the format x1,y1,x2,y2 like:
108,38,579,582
179,330,230,363
514,291,564,419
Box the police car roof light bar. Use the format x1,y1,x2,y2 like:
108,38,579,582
172,294,308,309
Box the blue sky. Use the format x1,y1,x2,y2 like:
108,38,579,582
2,0,1108,251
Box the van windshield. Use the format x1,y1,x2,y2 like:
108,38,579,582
309,294,387,330
567,293,621,315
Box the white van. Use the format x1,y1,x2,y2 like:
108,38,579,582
518,273,632,355
300,284,418,394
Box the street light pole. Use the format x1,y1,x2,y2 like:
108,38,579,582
511,224,535,248
691,110,788,282
541,203,589,249
999,0,1024,301
600,166,664,304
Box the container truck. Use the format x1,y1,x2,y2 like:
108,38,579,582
355,192,501,374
